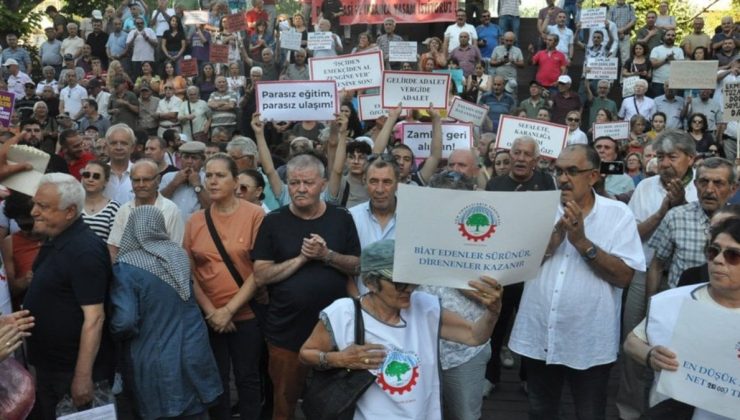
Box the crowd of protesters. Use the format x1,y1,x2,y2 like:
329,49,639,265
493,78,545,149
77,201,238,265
0,0,739,419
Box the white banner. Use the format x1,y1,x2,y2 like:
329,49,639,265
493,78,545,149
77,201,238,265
656,299,740,419
309,51,384,91
307,31,334,50
580,8,607,29
255,80,337,121
668,61,719,89
585,57,619,80
622,76,639,97
182,11,209,25
389,41,418,62
382,71,450,109
280,31,302,51
448,96,488,126
401,122,472,158
495,115,568,159
593,121,630,140
393,185,561,288
722,82,740,122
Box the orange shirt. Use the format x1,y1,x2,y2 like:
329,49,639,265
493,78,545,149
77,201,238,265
185,200,264,321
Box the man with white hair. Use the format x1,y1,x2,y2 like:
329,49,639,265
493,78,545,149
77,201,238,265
107,159,184,261
61,23,85,59
618,79,655,122
447,149,480,179
104,124,136,204
25,173,114,419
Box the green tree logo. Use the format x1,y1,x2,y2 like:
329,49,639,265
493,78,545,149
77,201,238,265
466,213,490,233
385,361,411,382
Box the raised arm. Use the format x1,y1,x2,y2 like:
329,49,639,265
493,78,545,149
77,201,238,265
372,105,403,154
328,114,349,200
439,276,502,345
251,113,283,198
418,105,443,183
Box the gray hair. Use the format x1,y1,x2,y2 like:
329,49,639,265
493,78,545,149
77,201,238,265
132,159,160,176
287,154,326,179
634,79,649,89
106,123,136,145
653,129,697,157
227,136,258,159
250,66,263,76
697,157,737,185
186,85,199,95
511,136,540,158
33,101,48,112
39,173,85,217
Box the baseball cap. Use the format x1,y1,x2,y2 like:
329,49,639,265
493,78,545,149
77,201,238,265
24,82,36,88
3,58,19,67
557,75,572,84
92,10,103,19
360,239,395,278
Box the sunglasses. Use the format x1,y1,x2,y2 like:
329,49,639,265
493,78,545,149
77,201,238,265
706,244,740,265
567,118,580,122
81,171,102,180
239,184,257,192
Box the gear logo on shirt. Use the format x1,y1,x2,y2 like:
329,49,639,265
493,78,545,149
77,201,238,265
455,202,500,242
376,349,420,395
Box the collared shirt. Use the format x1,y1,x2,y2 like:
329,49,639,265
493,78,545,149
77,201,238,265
40,40,63,67
1,47,31,73
349,200,397,295
449,45,482,77
61,36,85,58
106,30,129,57
689,98,722,132
159,170,206,221
550,91,582,125
95,91,112,119
648,201,710,288
127,28,157,62
509,194,646,369
60,84,88,118
36,79,59,95
108,193,185,247
607,2,635,29
546,25,574,56
208,91,238,128
479,92,515,132
490,45,523,80
138,96,160,130
588,96,618,127
445,23,478,52
649,45,684,84
618,95,656,122
376,33,403,61
156,95,183,127
476,22,502,58
532,49,567,87
520,96,547,119
654,95,685,129
6,71,32,99
282,63,309,81
105,161,134,204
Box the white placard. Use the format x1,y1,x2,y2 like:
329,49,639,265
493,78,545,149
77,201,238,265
309,51,384,91
495,115,568,159
593,121,630,140
394,185,561,288
389,41,418,62
668,61,719,89
585,57,619,80
622,76,639,97
3,145,50,196
655,299,740,419
280,31,302,51
255,80,337,121
401,122,473,158
448,96,488,126
182,11,209,25
357,94,407,120
58,404,117,420
307,31,334,51
722,82,740,122
580,8,607,29
382,71,450,109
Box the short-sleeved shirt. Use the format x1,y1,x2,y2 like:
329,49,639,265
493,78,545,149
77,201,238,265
109,90,140,129
479,92,515,132
649,45,684,84
127,28,157,62
654,95,685,129
40,40,63,66
86,31,109,65
532,49,567,87
251,204,361,351
106,31,129,58
476,23,502,58
546,25,574,56
550,91,582,125
520,96,547,119
208,90,238,128
491,45,523,81
108,194,185,247
61,36,85,58
159,171,205,221
588,97,618,127
1,47,31,73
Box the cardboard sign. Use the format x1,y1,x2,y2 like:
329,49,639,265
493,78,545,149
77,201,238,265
622,76,639,97
668,61,719,89
209,44,229,63
311,0,457,25
222,12,247,33
255,80,338,121
280,31,302,51
401,122,473,158
307,31,334,51
580,8,607,29
0,91,15,128
183,11,209,25
180,57,198,77
448,96,488,126
593,121,630,140
585,57,619,80
3,144,50,196
393,185,561,287
722,82,740,122
389,41,418,62
358,94,408,120
309,51,384,91
495,115,568,159
382,71,450,109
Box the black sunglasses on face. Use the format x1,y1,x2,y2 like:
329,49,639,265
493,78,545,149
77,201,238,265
82,171,102,180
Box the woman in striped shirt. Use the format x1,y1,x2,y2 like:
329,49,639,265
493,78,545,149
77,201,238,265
81,160,120,241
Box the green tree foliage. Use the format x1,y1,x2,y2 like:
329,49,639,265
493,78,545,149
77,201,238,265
630,0,697,43
61,0,113,20
385,361,410,381
466,213,490,233
0,0,44,43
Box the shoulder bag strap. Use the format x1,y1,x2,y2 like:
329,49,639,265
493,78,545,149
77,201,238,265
340,180,350,207
205,207,244,287
353,298,365,345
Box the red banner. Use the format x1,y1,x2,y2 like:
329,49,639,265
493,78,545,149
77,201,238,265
312,0,457,25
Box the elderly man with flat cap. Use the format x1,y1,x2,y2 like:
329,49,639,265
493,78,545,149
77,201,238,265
160,141,210,221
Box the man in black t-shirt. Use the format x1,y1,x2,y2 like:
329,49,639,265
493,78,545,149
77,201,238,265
252,154,361,420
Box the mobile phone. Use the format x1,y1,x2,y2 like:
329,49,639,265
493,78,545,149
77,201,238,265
599,161,624,175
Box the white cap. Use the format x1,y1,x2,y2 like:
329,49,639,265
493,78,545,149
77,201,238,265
3,58,19,67
92,10,103,19
557,75,572,84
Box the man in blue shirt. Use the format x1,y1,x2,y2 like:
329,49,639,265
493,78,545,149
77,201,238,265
476,10,501,64
479,75,515,133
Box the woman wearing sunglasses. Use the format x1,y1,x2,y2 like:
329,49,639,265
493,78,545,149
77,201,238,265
623,216,740,419
236,168,270,213
81,160,121,241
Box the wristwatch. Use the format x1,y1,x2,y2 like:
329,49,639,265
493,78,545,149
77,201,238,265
194,185,203,193
582,244,598,261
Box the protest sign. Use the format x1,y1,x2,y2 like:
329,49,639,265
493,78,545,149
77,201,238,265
393,184,560,288
223,12,247,33
255,80,337,121
280,31,302,51
58,404,117,420
309,51,383,91
183,11,209,25
622,75,639,97
0,91,15,127
307,31,334,51
722,82,740,122
180,57,198,77
448,96,488,126
401,122,472,158
311,0,456,25
209,44,229,64
433,69,464,94
593,121,630,140
495,116,568,158
585,57,619,80
358,94,408,120
382,71,450,109
580,8,607,28
655,299,740,419
668,61,719,89
4,144,50,196
389,41,418,62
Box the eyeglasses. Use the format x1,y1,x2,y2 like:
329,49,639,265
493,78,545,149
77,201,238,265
566,118,580,122
554,166,595,177
379,276,417,291
706,244,740,265
81,171,102,180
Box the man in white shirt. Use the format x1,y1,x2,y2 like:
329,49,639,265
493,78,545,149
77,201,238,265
542,11,574,62
156,82,183,137
60,23,85,59
649,29,684,97
59,72,88,121
88,78,111,120
108,159,184,261
3,59,32,99
445,8,478,52
509,144,645,420
618,78,656,122
104,124,135,205
125,17,157,79
150,0,175,38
